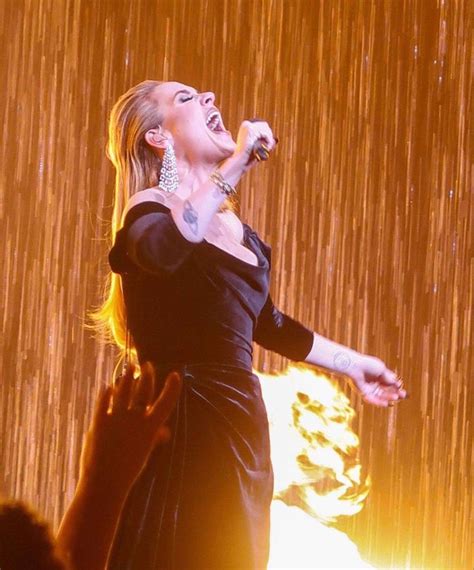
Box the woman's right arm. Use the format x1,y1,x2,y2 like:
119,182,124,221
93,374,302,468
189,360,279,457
168,119,277,243
169,154,248,243
120,121,277,275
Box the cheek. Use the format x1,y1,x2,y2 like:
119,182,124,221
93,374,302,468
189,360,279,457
181,118,207,139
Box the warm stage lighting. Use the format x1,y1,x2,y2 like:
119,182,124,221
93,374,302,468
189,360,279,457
269,500,374,568
258,365,377,568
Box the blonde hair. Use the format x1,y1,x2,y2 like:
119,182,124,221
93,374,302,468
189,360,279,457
91,80,165,359
92,80,236,362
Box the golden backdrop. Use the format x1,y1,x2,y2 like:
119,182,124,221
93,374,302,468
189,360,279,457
0,0,471,568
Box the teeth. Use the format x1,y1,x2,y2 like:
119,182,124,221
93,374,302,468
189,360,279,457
206,111,219,125
206,111,222,131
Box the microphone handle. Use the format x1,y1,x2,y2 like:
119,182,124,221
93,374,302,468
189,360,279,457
253,142,270,162
247,118,274,163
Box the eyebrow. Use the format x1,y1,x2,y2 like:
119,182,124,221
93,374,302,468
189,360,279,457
173,89,198,100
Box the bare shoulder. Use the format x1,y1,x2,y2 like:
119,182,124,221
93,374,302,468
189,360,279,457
122,187,183,222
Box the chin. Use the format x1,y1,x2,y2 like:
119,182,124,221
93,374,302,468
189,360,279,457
202,130,236,162
224,139,237,154
215,135,237,155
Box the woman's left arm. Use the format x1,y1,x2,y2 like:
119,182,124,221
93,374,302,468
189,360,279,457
304,333,407,407
254,295,407,408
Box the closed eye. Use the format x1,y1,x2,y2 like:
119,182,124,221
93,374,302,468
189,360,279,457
181,95,194,102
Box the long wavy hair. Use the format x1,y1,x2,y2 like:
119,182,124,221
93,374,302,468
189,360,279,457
91,80,165,360
92,80,235,363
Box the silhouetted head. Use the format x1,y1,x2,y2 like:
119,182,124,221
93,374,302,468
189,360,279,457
0,500,65,570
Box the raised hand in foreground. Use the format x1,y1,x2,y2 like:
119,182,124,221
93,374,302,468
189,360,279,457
57,363,182,570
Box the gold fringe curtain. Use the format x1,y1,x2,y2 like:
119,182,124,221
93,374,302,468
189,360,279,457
0,1,471,568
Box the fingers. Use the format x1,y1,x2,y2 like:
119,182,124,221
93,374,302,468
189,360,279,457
361,385,385,407
110,365,182,432
257,127,277,151
373,365,409,401
363,390,396,407
360,380,405,407
379,368,405,389
130,361,155,411
112,363,136,412
380,377,408,400
244,120,278,151
149,371,183,428
363,394,390,407
92,384,113,427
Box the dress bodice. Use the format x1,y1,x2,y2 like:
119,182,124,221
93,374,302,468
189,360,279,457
109,196,313,371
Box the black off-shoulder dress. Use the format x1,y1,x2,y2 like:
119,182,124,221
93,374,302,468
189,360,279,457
106,197,313,570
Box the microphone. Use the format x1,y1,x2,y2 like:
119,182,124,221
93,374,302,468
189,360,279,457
248,118,278,163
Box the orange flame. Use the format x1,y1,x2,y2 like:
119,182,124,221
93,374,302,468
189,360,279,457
257,364,375,568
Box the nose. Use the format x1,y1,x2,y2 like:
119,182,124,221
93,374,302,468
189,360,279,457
199,91,216,107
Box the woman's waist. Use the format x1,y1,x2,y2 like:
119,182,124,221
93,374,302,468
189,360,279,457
149,360,267,422
137,338,254,372
150,361,257,380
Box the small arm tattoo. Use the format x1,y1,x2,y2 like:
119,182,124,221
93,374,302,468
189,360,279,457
333,351,352,372
182,200,199,235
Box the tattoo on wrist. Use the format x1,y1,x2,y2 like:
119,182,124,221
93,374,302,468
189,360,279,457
182,200,199,235
333,351,352,372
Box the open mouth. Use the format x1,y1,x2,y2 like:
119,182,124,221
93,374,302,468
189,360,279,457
206,111,228,134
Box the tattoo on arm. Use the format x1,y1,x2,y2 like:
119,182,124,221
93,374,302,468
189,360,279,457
182,200,199,235
333,351,352,372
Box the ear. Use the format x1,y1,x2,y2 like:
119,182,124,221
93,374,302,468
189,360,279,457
145,127,170,151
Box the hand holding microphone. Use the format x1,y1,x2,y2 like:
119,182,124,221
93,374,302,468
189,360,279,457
213,119,278,197
247,118,279,163
234,118,279,169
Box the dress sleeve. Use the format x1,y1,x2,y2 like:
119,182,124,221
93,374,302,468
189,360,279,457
253,294,314,361
108,202,198,275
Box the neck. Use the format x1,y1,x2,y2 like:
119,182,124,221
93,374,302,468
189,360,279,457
174,156,223,199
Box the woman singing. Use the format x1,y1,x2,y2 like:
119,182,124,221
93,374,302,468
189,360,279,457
95,80,406,569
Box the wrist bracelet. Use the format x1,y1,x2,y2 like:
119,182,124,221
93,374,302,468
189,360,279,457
209,169,237,197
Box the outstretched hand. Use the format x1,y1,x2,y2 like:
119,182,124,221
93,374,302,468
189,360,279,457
347,354,408,408
79,362,182,490
56,363,182,570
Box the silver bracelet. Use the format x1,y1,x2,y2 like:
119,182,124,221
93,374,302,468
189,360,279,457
209,169,237,197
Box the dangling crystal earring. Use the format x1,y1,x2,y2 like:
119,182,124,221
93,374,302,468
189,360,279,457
158,143,179,193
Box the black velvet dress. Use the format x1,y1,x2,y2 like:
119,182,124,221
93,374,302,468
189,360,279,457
106,197,313,570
